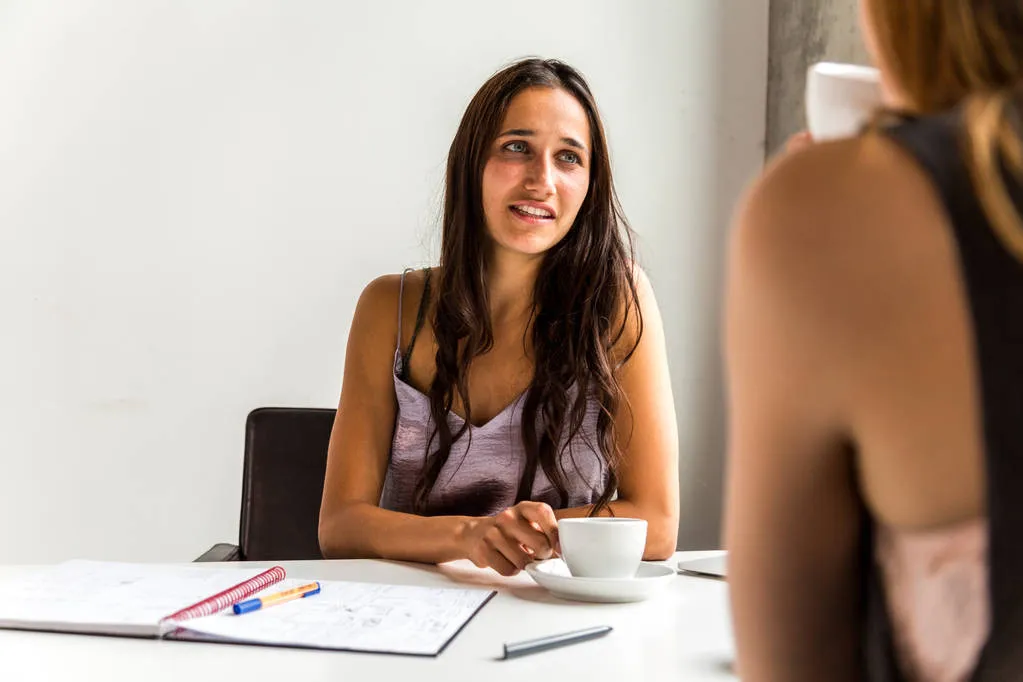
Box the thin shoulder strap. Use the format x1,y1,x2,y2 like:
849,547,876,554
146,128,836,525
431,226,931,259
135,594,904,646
396,268,413,355
401,268,432,378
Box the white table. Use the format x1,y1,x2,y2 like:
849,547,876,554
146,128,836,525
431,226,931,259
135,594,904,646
0,551,734,681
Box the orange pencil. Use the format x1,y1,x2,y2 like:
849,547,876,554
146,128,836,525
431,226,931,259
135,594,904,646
232,581,321,615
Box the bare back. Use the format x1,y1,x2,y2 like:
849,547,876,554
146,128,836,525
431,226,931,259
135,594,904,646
723,110,1023,679
837,137,986,532
731,130,986,531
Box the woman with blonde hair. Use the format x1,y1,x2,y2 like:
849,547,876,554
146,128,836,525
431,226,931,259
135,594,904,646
725,1,1023,680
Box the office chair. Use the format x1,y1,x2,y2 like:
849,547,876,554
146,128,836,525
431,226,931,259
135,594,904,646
195,407,335,562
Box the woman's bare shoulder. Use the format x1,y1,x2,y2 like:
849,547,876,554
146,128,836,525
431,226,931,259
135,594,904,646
352,267,444,351
607,263,662,364
732,132,952,292
358,267,438,314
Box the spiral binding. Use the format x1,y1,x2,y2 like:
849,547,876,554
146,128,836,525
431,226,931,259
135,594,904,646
161,565,287,624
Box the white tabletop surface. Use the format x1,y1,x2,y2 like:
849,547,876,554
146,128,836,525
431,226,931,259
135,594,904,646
0,551,734,681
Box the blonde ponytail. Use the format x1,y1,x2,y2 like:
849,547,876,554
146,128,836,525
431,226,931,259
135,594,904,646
864,0,1023,262
962,88,1023,262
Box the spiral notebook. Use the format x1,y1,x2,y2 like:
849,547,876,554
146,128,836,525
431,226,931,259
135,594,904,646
0,560,496,656
0,560,287,638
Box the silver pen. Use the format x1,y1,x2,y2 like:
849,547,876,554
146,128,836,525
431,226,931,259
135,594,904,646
502,625,613,660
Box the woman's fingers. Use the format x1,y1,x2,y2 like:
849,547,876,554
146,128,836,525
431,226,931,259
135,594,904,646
785,130,814,153
517,502,559,553
492,508,549,558
484,523,533,574
473,503,562,574
504,503,559,559
482,545,521,576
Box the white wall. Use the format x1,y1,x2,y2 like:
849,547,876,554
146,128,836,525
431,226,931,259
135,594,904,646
0,0,767,563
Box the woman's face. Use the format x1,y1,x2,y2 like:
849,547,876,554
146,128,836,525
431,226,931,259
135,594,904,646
481,86,592,260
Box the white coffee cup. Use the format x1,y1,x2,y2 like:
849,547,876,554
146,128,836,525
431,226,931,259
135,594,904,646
557,518,647,579
805,61,883,141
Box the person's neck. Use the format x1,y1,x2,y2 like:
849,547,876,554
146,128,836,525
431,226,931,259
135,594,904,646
486,250,542,326
880,72,915,113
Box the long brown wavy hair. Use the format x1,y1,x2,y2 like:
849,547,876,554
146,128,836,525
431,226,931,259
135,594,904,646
865,0,1023,261
411,58,642,515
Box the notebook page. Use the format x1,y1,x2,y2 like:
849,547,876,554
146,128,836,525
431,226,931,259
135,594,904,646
177,579,495,656
0,561,272,636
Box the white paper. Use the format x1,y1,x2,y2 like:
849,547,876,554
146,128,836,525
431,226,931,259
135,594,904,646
0,560,271,635
178,579,494,656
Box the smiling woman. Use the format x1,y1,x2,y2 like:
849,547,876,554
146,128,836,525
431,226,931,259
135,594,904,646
483,88,592,257
317,58,680,575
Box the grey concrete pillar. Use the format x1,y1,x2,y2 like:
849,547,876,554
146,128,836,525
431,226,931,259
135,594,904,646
766,0,870,154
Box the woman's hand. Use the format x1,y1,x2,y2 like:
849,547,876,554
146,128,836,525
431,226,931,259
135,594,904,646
785,130,814,153
463,501,560,576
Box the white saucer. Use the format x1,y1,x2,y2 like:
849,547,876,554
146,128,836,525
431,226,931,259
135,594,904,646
524,559,676,603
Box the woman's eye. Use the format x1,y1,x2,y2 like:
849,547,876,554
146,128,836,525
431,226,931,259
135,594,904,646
558,151,581,165
505,141,528,153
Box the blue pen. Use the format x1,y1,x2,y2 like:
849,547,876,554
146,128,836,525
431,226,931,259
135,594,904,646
233,581,321,615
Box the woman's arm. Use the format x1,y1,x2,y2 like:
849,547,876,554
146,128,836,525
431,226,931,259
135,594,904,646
318,275,474,562
723,146,870,681
558,269,680,560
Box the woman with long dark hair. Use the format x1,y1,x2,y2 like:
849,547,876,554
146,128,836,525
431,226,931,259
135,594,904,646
319,58,679,574
725,1,1023,679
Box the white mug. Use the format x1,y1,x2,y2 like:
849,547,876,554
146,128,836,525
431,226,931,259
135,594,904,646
805,61,883,141
557,518,646,579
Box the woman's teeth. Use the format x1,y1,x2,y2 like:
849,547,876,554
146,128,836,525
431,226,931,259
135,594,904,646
513,205,553,218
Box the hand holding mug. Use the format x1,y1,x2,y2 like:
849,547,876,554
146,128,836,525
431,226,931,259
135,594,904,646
785,130,814,154
464,501,559,576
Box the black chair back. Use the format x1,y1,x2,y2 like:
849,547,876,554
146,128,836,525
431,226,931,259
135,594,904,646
238,407,335,561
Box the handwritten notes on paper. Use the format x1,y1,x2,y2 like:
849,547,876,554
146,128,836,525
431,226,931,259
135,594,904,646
178,579,494,656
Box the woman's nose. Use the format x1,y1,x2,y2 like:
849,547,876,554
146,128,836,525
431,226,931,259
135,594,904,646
524,154,556,196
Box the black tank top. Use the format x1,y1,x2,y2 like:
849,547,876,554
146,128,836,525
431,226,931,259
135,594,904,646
863,112,1023,680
